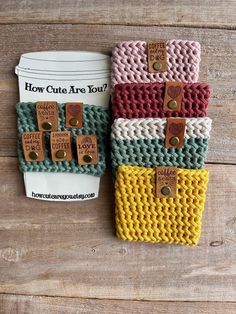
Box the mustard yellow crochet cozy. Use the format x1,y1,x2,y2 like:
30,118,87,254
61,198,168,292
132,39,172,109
115,165,209,245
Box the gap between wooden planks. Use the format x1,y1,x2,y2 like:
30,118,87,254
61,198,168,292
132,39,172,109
0,0,235,29
0,294,236,314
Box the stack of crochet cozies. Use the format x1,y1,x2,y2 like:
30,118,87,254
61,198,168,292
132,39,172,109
111,40,212,245
17,102,110,177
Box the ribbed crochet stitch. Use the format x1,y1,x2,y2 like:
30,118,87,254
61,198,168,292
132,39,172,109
111,117,211,170
115,165,209,245
16,102,110,176
113,82,210,119
112,40,201,86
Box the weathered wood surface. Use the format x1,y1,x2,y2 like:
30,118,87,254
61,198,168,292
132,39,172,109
0,159,235,301
1,294,236,314
0,2,236,312
0,24,235,163
0,0,235,29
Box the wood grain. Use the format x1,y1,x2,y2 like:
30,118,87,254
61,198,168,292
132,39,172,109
0,0,235,29
0,158,235,301
0,24,235,163
0,2,235,310
1,294,236,314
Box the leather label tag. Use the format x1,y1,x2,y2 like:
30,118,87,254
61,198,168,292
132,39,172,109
165,118,186,148
51,131,72,161
156,166,178,198
163,82,184,112
76,135,98,165
36,101,58,132
66,102,83,129
147,41,167,73
22,132,45,162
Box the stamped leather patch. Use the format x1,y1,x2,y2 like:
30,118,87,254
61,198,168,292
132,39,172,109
66,102,83,129
76,134,98,165
165,118,186,148
36,101,58,132
50,131,72,161
163,82,184,112
147,41,167,73
22,132,45,162
156,166,178,198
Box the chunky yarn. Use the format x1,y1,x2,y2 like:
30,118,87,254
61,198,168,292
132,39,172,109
112,82,210,119
111,117,211,170
112,40,201,86
115,165,209,245
16,102,110,176
111,117,212,140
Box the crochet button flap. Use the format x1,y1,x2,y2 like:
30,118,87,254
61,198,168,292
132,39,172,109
16,102,109,176
112,82,210,119
112,40,201,86
115,165,209,245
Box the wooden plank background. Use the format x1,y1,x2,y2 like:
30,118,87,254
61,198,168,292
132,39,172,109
0,1,235,313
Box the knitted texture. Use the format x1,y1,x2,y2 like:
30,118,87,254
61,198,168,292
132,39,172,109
112,40,201,86
112,82,210,119
16,102,110,176
111,117,211,169
115,165,209,245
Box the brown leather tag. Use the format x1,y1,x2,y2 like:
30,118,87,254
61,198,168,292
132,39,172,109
36,101,58,132
22,132,45,162
65,102,83,129
50,131,72,161
165,118,186,148
156,166,178,198
163,82,184,112
76,135,98,165
147,41,167,73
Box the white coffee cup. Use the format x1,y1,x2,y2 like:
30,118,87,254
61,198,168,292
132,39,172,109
15,51,111,201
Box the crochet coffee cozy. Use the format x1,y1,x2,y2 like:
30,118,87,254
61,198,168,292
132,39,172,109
111,39,211,245
111,117,212,170
112,82,210,119
115,165,209,245
17,102,110,176
112,40,201,86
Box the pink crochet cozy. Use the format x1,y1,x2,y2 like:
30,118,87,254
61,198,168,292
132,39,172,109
112,82,210,119
112,40,201,87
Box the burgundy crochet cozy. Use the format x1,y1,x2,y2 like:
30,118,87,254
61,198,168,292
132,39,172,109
112,82,210,119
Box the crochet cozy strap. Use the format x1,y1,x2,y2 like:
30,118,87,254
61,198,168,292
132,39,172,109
111,138,209,170
112,40,201,86
115,165,209,245
111,117,211,169
111,117,212,140
16,102,110,176
112,82,210,119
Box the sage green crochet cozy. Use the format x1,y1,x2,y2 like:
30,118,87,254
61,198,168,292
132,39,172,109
16,102,110,176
